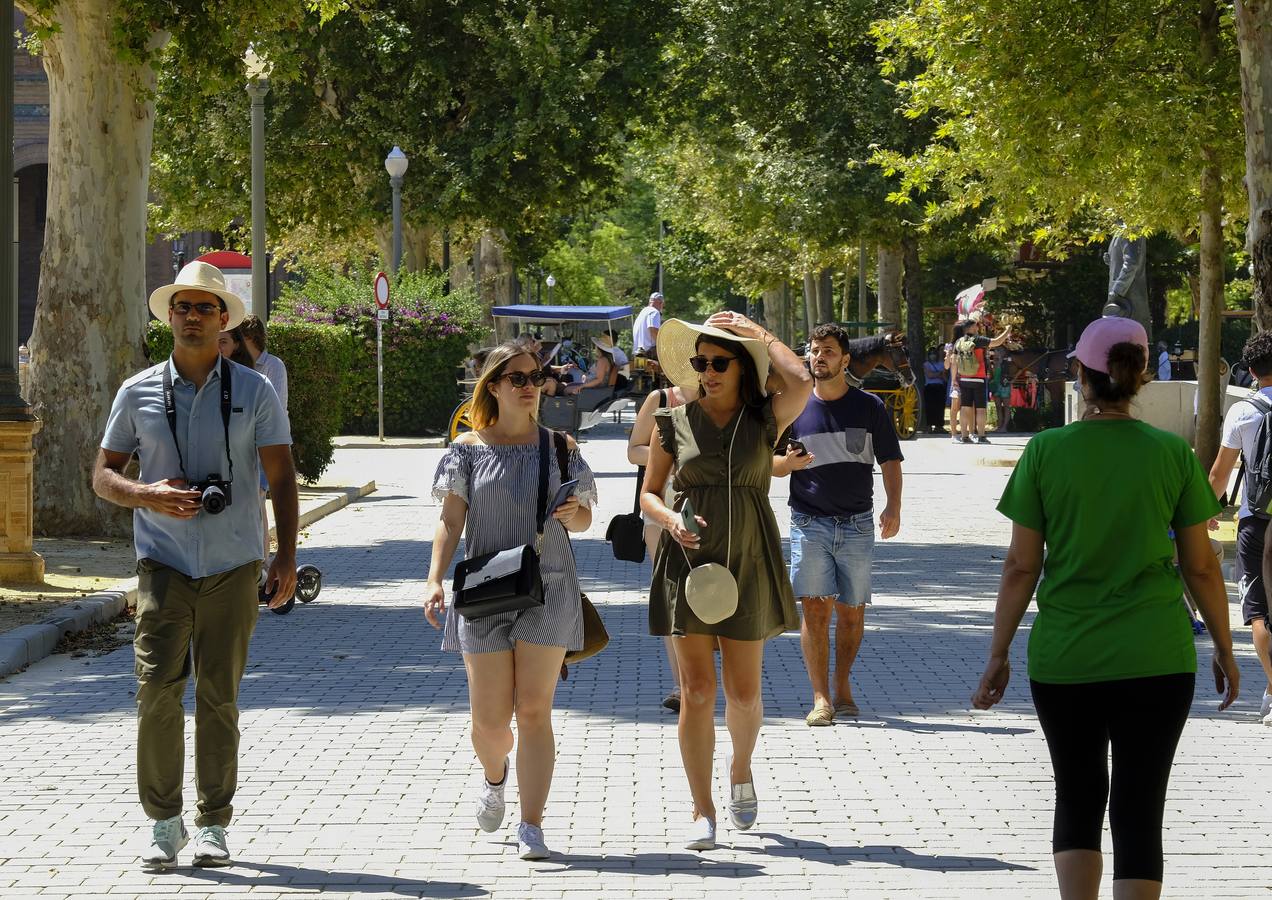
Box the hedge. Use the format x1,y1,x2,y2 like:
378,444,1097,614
146,320,354,483
273,267,484,436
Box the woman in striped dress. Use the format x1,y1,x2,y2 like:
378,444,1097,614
424,342,597,861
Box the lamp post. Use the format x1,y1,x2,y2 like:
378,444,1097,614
244,45,271,320
385,147,408,272
546,274,556,305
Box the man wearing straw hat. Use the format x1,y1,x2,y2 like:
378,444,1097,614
92,261,298,870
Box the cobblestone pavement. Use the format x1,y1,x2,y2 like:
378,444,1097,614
0,418,1268,899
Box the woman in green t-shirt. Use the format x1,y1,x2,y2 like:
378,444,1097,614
971,316,1239,898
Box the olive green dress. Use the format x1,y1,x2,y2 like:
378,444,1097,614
649,400,799,640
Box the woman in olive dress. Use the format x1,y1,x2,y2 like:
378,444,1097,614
640,311,812,851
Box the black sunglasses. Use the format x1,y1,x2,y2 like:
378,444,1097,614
496,369,548,388
689,355,737,373
170,301,225,317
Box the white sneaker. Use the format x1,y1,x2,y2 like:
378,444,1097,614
141,815,188,870
191,825,231,867
684,816,716,851
1260,689,1272,720
475,760,508,833
1263,707,1272,727
727,758,758,831
517,822,550,860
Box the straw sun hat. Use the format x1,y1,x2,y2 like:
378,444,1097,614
655,318,771,397
148,261,248,330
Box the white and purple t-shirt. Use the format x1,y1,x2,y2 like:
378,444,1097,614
788,388,904,518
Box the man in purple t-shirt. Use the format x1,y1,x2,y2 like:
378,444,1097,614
773,323,903,726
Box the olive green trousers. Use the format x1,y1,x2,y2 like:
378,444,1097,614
134,558,260,828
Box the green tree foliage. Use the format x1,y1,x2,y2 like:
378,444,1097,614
873,0,1245,238
151,1,671,266
641,0,907,292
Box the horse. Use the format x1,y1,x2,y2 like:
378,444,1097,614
845,332,916,388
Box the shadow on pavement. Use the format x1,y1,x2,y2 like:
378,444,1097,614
537,851,766,877
184,861,486,898
738,833,1036,871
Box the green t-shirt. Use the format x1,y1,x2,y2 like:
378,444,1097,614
997,420,1220,684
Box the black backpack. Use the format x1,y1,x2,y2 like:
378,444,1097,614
1240,393,1272,518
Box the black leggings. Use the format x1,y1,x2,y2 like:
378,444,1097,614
1030,673,1195,882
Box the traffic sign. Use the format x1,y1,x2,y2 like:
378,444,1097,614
377,308,389,321
374,271,390,309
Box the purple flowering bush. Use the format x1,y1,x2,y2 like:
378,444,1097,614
274,268,484,435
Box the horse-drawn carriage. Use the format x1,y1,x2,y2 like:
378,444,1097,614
446,304,636,445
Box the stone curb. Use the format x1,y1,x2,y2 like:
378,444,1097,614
0,579,136,679
0,479,376,679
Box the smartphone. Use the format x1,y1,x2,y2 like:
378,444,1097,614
550,479,579,512
786,439,808,456
680,496,701,535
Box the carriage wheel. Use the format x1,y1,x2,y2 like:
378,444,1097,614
446,398,474,446
891,384,919,441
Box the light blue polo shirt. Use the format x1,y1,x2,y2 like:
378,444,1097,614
102,356,291,578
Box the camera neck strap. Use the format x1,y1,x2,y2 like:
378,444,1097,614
162,356,234,483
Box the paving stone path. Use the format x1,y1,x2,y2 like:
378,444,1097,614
0,421,1268,899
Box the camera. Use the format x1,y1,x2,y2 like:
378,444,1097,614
189,473,232,515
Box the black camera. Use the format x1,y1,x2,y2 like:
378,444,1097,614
189,473,232,515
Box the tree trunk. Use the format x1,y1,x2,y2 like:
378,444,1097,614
902,235,927,426
877,244,904,329
1236,0,1272,331
762,284,787,345
801,271,816,342
1196,0,1225,470
25,0,156,535
816,268,835,324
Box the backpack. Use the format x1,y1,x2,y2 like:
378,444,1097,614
1241,393,1272,518
954,336,981,378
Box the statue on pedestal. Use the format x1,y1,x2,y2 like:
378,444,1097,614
1103,231,1150,334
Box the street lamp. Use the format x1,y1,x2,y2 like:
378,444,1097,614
384,147,409,272
546,273,556,305
244,44,272,320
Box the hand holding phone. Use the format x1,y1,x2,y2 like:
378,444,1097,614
550,479,579,514
786,439,807,456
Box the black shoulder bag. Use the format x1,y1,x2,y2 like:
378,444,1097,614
606,390,667,563
451,428,551,619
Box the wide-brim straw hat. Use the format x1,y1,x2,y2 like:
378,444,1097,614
148,261,247,330
656,318,771,398
591,334,618,354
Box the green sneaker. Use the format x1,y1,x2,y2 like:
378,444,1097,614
141,815,188,870
192,825,231,867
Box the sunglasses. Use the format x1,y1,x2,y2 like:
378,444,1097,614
170,301,225,317
496,369,548,388
689,355,737,373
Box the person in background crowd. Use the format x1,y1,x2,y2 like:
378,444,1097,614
564,334,625,394
238,315,288,415
628,382,692,712
643,311,812,851
945,326,963,443
974,316,1238,899
923,348,947,434
953,317,1013,445
1157,341,1172,382
1208,329,1272,726
633,292,664,357
424,342,597,861
988,351,1011,433
774,323,902,726
217,328,254,368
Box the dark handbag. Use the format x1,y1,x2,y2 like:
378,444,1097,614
452,429,551,619
547,433,610,677
605,468,647,563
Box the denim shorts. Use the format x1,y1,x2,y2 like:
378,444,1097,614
789,511,875,606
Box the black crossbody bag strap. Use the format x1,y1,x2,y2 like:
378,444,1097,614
535,427,551,537
162,357,233,482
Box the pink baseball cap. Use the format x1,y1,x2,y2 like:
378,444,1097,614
1068,316,1149,374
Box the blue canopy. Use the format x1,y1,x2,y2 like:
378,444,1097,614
490,304,633,324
